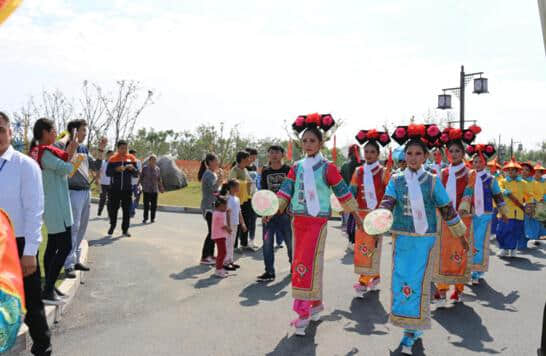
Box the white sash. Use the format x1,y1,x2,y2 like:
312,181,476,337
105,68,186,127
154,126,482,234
303,153,322,217
474,170,487,216
363,161,379,209
404,167,429,234
447,162,465,210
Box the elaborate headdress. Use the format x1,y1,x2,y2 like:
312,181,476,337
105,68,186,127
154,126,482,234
391,123,442,150
439,124,481,148
355,129,391,147
465,144,496,164
292,113,336,137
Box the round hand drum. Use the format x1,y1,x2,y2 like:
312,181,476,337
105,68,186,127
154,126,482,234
363,209,394,235
330,194,343,213
251,190,279,217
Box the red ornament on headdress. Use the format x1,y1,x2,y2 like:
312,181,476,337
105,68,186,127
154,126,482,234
468,124,482,135
408,124,426,137
367,129,379,139
357,131,366,141
379,133,389,144
394,127,406,139
448,128,463,140
463,130,475,142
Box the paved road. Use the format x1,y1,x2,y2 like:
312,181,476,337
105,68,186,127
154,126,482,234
29,210,545,356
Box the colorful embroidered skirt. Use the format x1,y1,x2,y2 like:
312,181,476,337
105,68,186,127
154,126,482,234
390,233,436,330
291,215,328,300
471,213,493,272
432,215,473,284
354,210,382,276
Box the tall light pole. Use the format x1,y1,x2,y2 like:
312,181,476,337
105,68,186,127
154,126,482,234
437,65,489,129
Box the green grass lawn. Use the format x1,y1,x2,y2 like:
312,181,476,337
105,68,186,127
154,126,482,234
92,181,202,208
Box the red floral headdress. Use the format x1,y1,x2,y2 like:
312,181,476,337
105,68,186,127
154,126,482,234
439,124,481,147
391,123,442,148
466,143,496,165
355,129,391,147
292,113,336,135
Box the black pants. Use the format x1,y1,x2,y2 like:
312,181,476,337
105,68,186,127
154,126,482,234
16,238,52,356
143,192,158,221
110,190,132,233
235,201,253,248
201,212,215,260
43,227,72,294
98,184,111,217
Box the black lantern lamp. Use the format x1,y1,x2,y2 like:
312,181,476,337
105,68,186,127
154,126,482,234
437,91,452,110
473,75,489,94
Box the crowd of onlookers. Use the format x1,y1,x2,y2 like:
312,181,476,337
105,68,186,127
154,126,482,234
198,146,293,280
0,112,165,356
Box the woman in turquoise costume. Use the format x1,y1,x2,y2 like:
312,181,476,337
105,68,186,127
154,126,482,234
374,123,467,355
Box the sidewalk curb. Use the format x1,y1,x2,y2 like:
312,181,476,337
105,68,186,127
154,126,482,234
89,198,342,220
7,240,89,355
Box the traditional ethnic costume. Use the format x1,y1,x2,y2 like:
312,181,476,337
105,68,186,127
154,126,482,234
277,113,359,336
380,123,467,354
351,129,391,297
432,126,480,305
497,159,529,256
523,162,546,243
464,144,508,284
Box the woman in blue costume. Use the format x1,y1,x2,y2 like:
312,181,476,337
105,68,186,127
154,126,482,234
460,144,508,284
375,123,467,355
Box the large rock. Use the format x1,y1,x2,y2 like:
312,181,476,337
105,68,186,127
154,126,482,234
147,155,188,192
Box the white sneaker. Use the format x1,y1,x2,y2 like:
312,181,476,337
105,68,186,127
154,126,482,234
509,249,517,257
498,249,509,257
247,241,259,251
214,269,228,278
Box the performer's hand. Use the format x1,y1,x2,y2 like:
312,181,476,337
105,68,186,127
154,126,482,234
501,215,508,223
263,216,271,224
116,166,126,172
241,224,248,233
459,236,469,252
21,256,37,277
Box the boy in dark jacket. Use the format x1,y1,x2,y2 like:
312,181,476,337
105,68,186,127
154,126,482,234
106,140,139,237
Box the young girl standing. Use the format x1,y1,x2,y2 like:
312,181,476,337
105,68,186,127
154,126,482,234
277,113,362,336
221,179,247,271
211,197,232,278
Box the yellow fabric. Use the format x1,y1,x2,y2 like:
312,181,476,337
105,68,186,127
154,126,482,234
229,167,251,204
528,180,545,202
499,179,529,220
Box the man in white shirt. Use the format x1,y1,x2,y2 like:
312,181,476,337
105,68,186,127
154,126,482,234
0,112,52,356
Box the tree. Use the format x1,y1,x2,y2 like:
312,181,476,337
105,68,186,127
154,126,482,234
98,80,154,144
129,128,177,158
32,89,75,133
80,80,108,147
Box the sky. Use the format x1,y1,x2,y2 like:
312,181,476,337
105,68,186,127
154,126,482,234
1,0,545,151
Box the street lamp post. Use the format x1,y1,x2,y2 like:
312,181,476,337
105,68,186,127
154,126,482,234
437,65,489,129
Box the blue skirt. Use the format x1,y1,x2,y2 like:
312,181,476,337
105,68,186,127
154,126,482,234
524,215,546,240
472,214,493,272
496,219,525,250
390,233,436,330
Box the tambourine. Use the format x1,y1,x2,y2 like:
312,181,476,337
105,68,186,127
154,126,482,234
251,190,279,216
363,208,393,235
